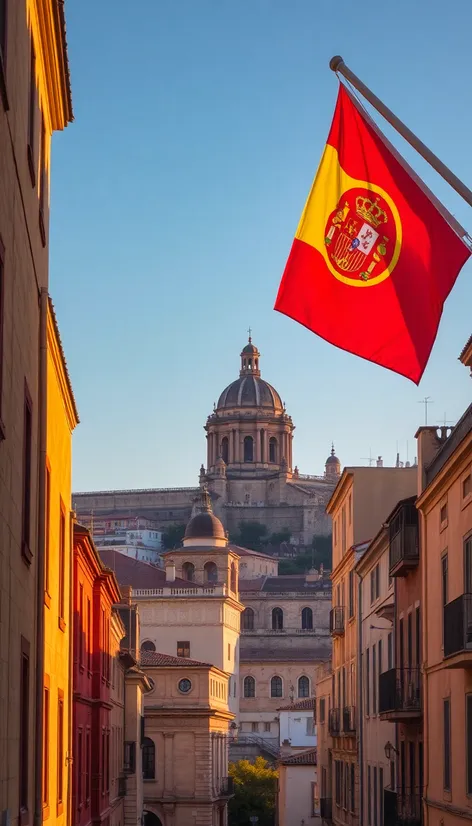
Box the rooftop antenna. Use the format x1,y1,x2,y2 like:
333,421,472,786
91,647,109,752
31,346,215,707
438,412,454,427
418,396,433,425
360,449,374,467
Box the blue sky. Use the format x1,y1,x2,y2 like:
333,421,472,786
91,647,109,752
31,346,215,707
51,0,472,492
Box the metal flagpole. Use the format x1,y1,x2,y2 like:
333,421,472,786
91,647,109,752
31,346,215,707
329,56,472,209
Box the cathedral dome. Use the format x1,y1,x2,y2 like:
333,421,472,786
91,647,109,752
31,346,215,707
184,510,226,541
216,334,283,413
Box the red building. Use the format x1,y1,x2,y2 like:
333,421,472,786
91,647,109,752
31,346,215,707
73,523,122,826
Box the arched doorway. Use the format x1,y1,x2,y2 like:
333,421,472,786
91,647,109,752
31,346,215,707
143,812,163,826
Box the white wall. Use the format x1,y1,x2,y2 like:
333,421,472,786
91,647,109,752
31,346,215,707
278,764,320,826
279,710,317,748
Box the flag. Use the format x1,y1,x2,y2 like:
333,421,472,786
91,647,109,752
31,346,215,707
274,84,471,384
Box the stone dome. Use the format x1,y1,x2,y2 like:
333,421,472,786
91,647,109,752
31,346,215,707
326,444,340,465
184,510,226,541
216,335,283,412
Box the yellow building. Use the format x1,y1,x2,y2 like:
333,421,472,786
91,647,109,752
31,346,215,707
42,299,79,825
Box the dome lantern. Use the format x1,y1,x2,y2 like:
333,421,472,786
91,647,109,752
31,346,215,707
240,330,261,377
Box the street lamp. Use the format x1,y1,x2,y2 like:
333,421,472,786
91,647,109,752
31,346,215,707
384,741,399,760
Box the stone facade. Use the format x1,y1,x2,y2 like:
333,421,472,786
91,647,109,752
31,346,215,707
73,338,341,545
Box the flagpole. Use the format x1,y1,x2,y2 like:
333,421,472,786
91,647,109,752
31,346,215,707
329,55,472,209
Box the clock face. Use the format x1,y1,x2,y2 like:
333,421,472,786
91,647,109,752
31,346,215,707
178,678,192,694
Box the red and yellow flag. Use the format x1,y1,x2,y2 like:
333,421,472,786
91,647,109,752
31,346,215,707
274,84,471,384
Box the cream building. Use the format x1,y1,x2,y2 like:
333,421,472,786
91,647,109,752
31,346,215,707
73,336,341,545
278,748,320,826
141,651,235,826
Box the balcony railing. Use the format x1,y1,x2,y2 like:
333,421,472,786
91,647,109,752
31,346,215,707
320,798,333,822
329,606,345,636
220,777,235,797
389,501,419,577
379,668,422,718
342,705,356,734
444,593,472,661
118,775,127,797
328,708,340,736
384,790,422,826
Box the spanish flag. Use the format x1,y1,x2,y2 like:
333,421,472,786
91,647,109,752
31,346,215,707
274,84,471,384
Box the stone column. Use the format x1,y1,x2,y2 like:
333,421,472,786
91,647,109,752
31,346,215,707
163,733,174,795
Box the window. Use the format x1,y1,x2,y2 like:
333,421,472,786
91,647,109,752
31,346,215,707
306,716,315,736
86,598,91,672
204,561,217,583
27,37,37,185
348,571,354,618
124,741,136,773
351,763,355,813
43,676,49,811
407,612,413,672
271,676,283,698
182,561,195,581
78,584,84,668
298,676,310,698
366,648,370,715
467,694,472,794
387,632,393,670
19,637,30,822
85,729,91,802
373,766,378,826
378,639,383,675
264,722,271,732
44,461,51,598
440,501,448,525
142,738,155,780
221,437,229,464
242,607,254,630
334,519,337,546
319,697,325,723
416,606,421,667
141,640,156,653
244,436,254,462
409,741,415,796
22,383,33,563
251,722,259,733
370,565,380,603
335,761,341,807
341,506,346,554
177,641,190,658
400,741,406,795
367,766,371,826
243,676,255,698
230,562,237,592
57,689,64,812
444,698,451,790
0,0,7,63
269,437,277,463
58,502,66,627
301,607,313,630
465,537,472,593
442,553,448,642
372,645,377,714
464,474,472,499
77,729,83,807
272,607,283,630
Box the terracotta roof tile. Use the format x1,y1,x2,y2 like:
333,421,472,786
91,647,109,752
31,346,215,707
280,748,317,766
140,651,212,668
277,697,316,711
98,549,191,590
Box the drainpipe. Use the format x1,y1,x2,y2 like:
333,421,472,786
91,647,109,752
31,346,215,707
33,288,48,826
68,511,76,826
356,570,364,826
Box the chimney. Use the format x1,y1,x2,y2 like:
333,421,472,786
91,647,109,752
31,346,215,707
415,426,449,494
280,739,292,758
376,456,383,467
165,561,176,583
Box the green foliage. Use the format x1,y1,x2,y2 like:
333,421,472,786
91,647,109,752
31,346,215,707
268,528,291,546
228,757,278,826
161,523,186,550
278,535,332,575
230,521,268,552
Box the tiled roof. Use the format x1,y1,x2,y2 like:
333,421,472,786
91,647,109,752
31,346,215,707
280,748,317,766
459,333,472,361
239,578,266,592
98,549,191,590
228,544,276,561
240,575,331,594
240,647,330,663
140,651,212,668
48,297,79,422
277,697,316,711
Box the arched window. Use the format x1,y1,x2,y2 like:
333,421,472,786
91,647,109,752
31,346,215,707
244,436,254,462
242,607,254,631
141,640,156,653
271,676,283,698
260,429,264,462
142,737,155,779
221,437,229,464
182,562,195,582
230,562,237,593
272,607,283,630
301,607,313,630
204,561,218,583
269,437,277,463
244,676,256,698
298,676,310,698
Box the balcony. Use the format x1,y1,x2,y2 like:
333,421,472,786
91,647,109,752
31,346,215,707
384,790,422,826
444,593,472,667
389,500,419,577
342,705,356,734
329,606,345,636
118,775,127,797
320,798,333,822
220,777,235,797
379,668,422,721
328,708,340,736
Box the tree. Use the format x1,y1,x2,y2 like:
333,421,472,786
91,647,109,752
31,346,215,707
230,521,268,552
161,523,186,550
228,757,278,826
278,535,332,575
268,528,291,547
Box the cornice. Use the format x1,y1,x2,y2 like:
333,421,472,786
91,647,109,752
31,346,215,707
416,431,472,512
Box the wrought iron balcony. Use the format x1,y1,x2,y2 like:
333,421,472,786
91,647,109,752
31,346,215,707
384,789,422,826
328,708,340,736
444,593,472,666
320,798,333,822
329,606,345,636
389,500,419,577
379,668,422,720
342,705,356,734
220,776,234,797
